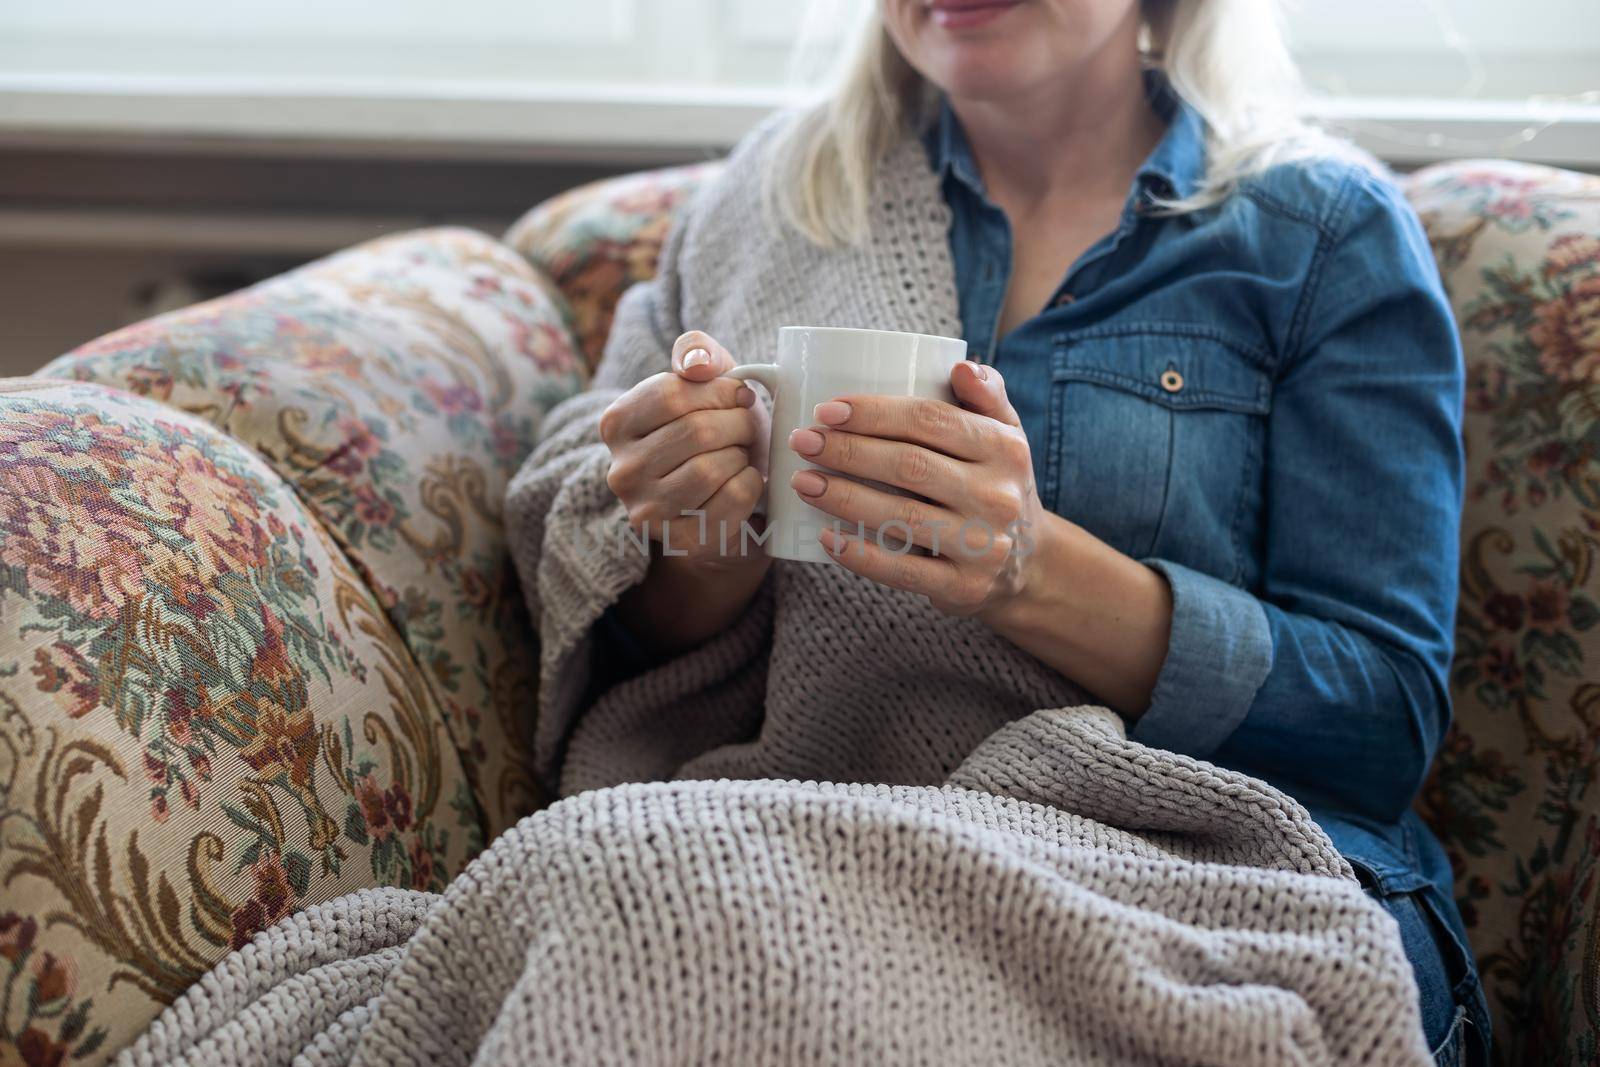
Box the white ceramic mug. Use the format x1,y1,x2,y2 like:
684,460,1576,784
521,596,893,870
727,326,969,564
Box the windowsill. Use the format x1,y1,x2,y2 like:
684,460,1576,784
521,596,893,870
2,71,1598,170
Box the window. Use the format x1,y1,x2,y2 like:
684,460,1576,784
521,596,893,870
1,1,1595,164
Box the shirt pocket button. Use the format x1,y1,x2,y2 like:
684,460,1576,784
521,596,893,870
1160,368,1185,393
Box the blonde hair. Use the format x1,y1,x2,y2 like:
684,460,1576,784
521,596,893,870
768,0,1353,248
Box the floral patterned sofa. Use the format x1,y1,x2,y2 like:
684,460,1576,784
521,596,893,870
0,155,1594,1067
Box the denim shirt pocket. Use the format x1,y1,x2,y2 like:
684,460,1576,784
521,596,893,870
1046,324,1273,570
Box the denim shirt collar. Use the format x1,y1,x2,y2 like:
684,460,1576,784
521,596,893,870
926,70,1207,205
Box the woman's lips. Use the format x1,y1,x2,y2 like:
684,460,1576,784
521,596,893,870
928,0,1023,31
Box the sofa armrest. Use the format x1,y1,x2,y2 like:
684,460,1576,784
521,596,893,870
39,226,587,836
0,379,485,1065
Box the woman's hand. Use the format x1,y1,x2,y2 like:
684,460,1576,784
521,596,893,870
601,331,772,655
791,359,1174,714
788,360,1046,617
600,330,770,570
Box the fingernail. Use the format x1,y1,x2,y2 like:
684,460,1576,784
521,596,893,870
789,428,824,456
972,362,989,382
791,470,826,497
813,400,851,426
819,527,847,556
735,385,756,407
683,347,710,369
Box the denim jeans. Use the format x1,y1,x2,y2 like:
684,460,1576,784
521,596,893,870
1355,863,1492,1066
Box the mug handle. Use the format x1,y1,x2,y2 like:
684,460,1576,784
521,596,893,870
725,362,779,395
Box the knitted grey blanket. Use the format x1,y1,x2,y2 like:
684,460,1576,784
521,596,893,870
118,114,1432,1065
121,710,1430,1066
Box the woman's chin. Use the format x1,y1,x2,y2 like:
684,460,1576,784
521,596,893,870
929,57,1050,104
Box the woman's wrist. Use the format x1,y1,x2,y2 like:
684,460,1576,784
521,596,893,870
979,511,1173,717
612,544,771,656
978,511,1073,632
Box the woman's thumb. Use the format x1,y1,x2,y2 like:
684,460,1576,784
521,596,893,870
951,360,1021,427
672,331,735,382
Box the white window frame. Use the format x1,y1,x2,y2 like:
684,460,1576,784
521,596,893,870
0,0,1595,169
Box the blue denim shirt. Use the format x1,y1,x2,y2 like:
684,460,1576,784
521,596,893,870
928,81,1488,1061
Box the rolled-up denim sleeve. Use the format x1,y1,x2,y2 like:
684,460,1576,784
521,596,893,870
1131,169,1464,825
1130,560,1272,757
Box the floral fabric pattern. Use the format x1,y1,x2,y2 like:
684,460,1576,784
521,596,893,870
1408,159,1600,1067
9,155,1597,1066
0,381,479,1065
40,227,587,834
505,163,722,370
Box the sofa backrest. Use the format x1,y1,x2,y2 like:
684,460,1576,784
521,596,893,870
1407,160,1600,1066
505,162,723,372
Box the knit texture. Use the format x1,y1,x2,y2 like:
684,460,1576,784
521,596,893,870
117,710,1430,1066
116,115,1432,1066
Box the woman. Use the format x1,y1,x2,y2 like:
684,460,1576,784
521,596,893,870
513,1,1489,1062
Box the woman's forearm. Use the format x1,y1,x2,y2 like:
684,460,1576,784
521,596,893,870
612,547,771,656
979,511,1173,718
